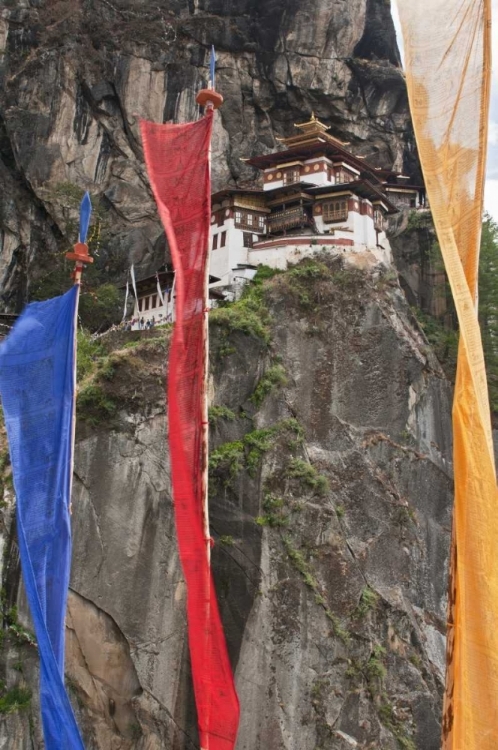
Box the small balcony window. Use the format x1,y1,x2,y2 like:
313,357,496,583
243,232,254,248
235,212,262,231
322,200,348,223
283,169,300,185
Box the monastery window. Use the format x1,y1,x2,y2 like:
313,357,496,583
220,231,227,248
283,169,300,185
322,200,348,223
144,297,149,312
235,211,257,231
138,298,143,312
213,233,218,250
152,294,157,309
257,215,266,232
336,169,352,184
243,232,254,248
374,210,384,231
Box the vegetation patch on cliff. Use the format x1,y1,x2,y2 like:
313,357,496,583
76,328,170,426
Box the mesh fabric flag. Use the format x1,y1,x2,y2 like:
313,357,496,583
397,2,498,747
0,287,84,749
140,112,240,750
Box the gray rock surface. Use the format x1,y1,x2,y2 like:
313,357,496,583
1,259,453,748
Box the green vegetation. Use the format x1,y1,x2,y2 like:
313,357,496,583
0,685,31,715
251,364,288,406
282,536,349,642
287,458,329,495
209,440,245,479
365,644,387,686
78,284,122,333
407,210,433,231
218,535,235,546
346,644,387,697
77,383,117,425
479,214,498,412
208,406,237,425
77,330,106,381
255,492,287,528
210,273,272,344
353,586,379,619
412,307,458,378
378,699,416,750
209,419,304,483
76,330,118,425
1,601,36,647
406,212,498,414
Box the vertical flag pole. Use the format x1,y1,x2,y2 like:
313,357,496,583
65,192,94,505
196,47,223,568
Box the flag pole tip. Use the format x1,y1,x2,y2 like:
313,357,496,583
196,89,223,110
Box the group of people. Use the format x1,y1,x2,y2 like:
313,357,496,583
124,316,157,331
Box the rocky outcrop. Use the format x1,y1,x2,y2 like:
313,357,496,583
1,256,453,748
389,211,451,321
0,0,412,311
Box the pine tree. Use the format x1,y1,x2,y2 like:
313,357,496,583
479,213,498,413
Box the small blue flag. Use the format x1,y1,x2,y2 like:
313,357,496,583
79,191,92,244
210,45,216,89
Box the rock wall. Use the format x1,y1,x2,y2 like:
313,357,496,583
0,0,413,310
0,257,453,748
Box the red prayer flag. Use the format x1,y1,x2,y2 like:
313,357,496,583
140,112,240,750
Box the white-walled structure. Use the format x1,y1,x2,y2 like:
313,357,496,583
129,268,175,330
209,115,425,291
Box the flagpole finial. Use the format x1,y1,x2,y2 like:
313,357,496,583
66,191,94,283
196,44,223,111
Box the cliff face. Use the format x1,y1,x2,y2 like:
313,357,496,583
0,257,453,749
0,0,412,311
0,2,454,748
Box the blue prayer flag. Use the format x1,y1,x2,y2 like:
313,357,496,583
0,287,84,749
210,45,216,88
79,191,92,244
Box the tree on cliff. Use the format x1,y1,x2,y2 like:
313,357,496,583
479,213,498,413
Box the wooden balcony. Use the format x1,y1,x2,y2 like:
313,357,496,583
267,207,309,233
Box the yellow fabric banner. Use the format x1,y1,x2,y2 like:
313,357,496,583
396,1,498,747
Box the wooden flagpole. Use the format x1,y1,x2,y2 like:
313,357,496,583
196,53,223,568
66,201,94,510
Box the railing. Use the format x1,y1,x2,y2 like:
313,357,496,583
267,208,308,232
323,208,348,223
235,219,266,232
